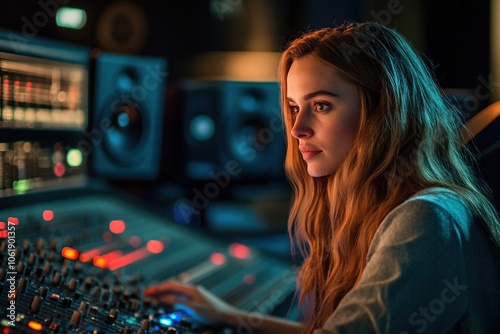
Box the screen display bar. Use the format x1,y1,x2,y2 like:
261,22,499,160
0,52,87,129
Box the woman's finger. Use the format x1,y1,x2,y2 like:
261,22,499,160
151,294,187,306
144,280,200,300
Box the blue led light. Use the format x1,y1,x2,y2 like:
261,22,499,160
159,316,173,327
170,311,185,320
190,115,215,141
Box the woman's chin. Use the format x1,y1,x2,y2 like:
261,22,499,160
307,167,334,178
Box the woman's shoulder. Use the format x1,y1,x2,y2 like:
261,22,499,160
404,186,467,206
394,186,472,226
370,187,473,253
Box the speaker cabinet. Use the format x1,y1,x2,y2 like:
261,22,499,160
92,52,167,180
181,80,285,182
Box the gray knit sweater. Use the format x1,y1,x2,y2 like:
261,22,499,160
314,187,500,333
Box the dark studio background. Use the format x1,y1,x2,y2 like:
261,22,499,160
0,0,491,85
0,0,498,257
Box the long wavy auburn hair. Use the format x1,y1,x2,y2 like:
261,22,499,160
278,22,500,332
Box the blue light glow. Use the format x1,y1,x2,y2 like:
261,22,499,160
55,7,87,29
159,316,173,327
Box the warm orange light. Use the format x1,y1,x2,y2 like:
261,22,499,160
109,219,126,234
79,254,91,262
146,240,164,254
28,321,43,331
108,248,150,270
80,241,123,263
79,249,100,262
229,243,251,259
62,247,79,260
42,210,54,221
101,250,122,261
190,51,281,81
210,252,226,265
7,217,19,225
93,256,108,268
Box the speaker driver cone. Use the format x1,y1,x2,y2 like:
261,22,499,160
102,100,146,166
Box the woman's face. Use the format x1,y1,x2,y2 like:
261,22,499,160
287,55,361,177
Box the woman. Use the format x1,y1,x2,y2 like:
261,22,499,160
145,22,500,333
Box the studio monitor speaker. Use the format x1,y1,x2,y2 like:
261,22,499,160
92,52,167,180
181,80,285,182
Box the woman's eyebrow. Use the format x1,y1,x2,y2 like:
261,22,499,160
287,90,339,103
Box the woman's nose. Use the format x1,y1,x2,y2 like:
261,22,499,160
291,110,313,139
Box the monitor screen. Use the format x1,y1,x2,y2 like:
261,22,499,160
0,31,90,197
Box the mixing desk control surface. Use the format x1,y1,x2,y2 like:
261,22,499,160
0,193,298,333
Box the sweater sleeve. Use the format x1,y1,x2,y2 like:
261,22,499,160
314,197,470,334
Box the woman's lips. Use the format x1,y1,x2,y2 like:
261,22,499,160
299,147,321,161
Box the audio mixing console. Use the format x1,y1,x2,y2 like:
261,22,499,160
0,26,299,334
0,192,298,333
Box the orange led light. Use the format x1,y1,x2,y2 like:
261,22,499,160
108,248,150,271
101,250,122,262
93,256,108,268
229,243,251,259
109,219,126,234
28,321,43,331
80,241,123,263
7,217,19,225
42,210,54,221
61,247,79,260
0,222,5,229
79,254,91,262
79,249,100,262
210,252,226,265
146,240,164,254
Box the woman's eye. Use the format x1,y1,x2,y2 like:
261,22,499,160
314,102,330,112
289,106,299,114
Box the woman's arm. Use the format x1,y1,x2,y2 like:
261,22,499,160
144,280,305,334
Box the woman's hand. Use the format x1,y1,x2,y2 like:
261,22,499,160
143,280,241,327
